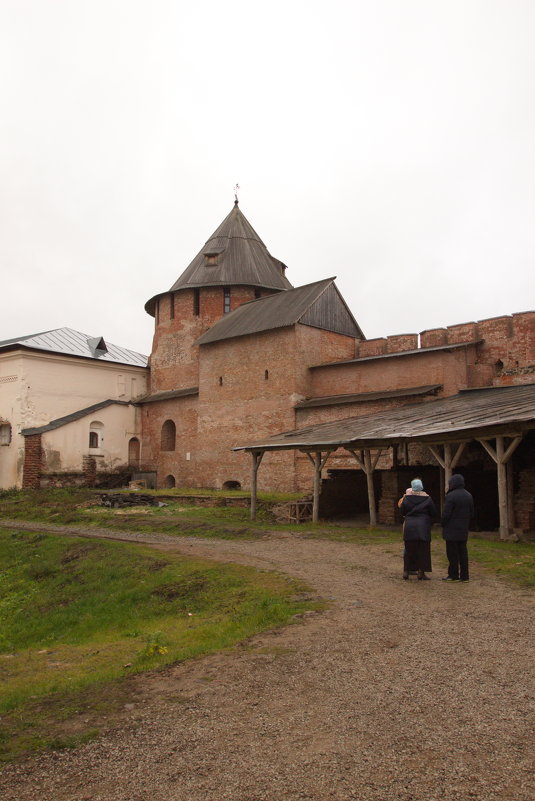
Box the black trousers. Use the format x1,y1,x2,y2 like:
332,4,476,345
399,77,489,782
446,539,469,580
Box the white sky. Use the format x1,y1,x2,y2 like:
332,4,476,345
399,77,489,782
1,0,534,356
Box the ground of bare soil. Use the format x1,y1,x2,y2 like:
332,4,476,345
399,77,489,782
0,524,534,801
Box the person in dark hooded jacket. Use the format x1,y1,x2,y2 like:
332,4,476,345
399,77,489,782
398,478,438,580
441,473,474,582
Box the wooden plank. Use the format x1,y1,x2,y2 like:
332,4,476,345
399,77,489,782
250,450,264,521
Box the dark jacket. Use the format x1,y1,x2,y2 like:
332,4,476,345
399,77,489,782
441,474,474,541
400,493,437,541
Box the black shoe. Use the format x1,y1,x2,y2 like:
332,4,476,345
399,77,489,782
402,572,409,580
418,573,431,580
441,577,459,582
459,578,469,582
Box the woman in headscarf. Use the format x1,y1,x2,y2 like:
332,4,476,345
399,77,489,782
398,478,437,580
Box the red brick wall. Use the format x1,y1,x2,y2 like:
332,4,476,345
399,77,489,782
309,347,476,398
22,434,42,489
196,327,300,491
140,395,199,488
150,286,268,392
142,302,534,493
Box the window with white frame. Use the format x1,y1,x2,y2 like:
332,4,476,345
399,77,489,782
89,421,104,450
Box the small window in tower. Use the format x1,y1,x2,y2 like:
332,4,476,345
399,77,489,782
264,370,269,380
219,376,223,386
204,248,223,266
193,288,200,316
155,298,160,324
254,288,262,299
223,287,231,314
170,293,175,319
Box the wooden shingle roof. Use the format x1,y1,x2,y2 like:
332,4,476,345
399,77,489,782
145,204,293,316
196,278,364,345
234,384,535,451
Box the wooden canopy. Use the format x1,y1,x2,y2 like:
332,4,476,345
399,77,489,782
234,384,535,539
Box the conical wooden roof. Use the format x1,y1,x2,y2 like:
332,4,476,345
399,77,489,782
145,204,293,316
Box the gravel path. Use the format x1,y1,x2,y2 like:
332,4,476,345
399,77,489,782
1,521,534,801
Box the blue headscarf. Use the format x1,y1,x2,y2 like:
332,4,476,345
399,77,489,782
411,478,424,492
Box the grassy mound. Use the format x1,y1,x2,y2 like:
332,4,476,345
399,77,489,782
0,528,318,760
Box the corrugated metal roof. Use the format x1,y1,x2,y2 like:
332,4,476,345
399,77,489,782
295,384,442,409
21,400,130,436
234,383,535,451
0,328,148,367
310,340,483,369
196,278,363,346
135,387,199,404
145,204,293,316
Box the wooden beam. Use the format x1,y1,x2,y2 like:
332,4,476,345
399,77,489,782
346,447,381,527
250,450,264,521
364,449,377,526
303,450,333,523
312,452,321,523
428,442,467,491
496,436,508,539
478,435,523,539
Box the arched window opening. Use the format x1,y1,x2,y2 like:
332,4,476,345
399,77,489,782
219,376,223,386
89,421,104,450
264,369,269,380
0,422,12,446
222,480,241,491
193,288,200,316
161,420,176,451
128,437,140,467
163,474,176,488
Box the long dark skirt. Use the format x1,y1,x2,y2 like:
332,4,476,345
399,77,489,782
403,540,432,572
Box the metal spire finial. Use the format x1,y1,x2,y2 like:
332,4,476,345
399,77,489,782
234,183,240,206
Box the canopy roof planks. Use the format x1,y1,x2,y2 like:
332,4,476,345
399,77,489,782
234,384,535,538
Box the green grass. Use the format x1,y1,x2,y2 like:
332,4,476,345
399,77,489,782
0,528,318,760
0,488,303,538
467,534,535,587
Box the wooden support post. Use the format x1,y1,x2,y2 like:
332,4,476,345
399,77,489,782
304,450,333,523
506,460,515,532
250,450,264,521
496,437,508,538
478,435,523,540
347,448,382,527
312,452,321,523
364,449,377,527
428,442,466,492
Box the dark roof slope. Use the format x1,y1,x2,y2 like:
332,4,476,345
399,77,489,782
310,340,483,369
145,204,293,316
0,328,148,367
234,383,535,450
196,278,364,346
135,387,199,404
295,384,442,408
21,400,131,436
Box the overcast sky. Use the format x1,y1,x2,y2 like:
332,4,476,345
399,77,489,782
1,0,534,356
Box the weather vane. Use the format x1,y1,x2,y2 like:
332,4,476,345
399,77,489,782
234,183,240,206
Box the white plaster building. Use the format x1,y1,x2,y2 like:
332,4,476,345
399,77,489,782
0,328,148,488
